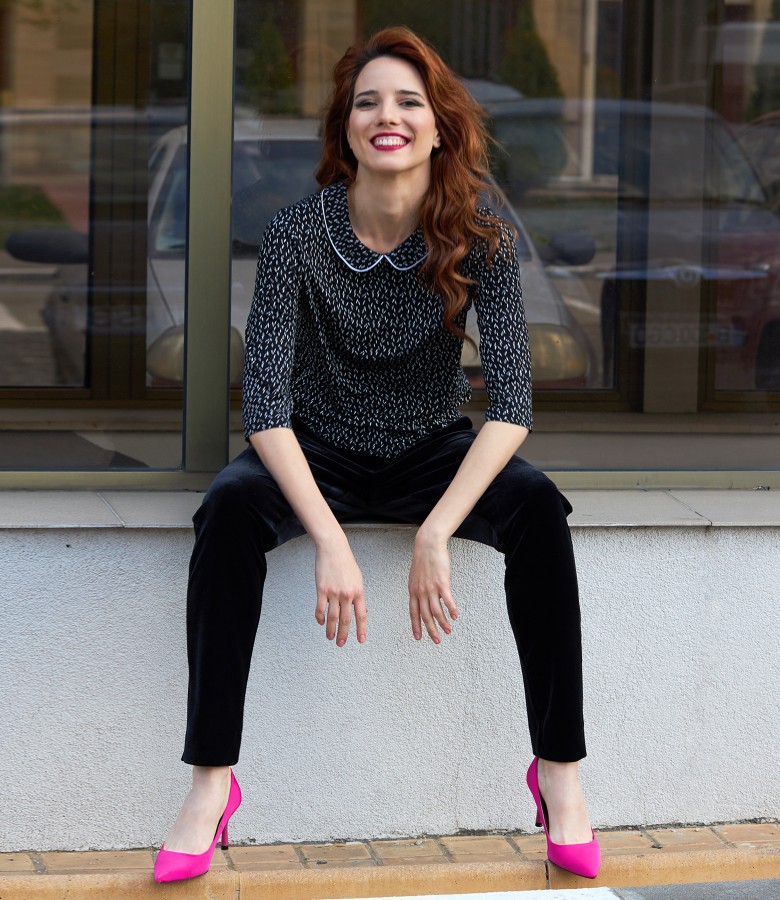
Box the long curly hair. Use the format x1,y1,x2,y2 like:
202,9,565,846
315,26,511,344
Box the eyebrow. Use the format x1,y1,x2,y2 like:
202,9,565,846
354,89,426,100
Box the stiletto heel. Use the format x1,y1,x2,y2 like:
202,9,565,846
526,756,600,879
154,769,242,883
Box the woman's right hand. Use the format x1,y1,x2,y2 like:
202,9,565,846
314,534,367,647
249,429,368,647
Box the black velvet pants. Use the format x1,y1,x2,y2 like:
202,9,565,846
183,416,585,766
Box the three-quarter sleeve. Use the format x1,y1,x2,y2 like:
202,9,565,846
471,226,534,430
242,207,302,438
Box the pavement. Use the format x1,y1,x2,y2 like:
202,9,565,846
613,882,779,898
302,889,777,899
0,823,778,898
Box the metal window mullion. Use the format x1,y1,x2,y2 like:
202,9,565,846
183,0,236,472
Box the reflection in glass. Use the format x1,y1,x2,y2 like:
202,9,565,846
0,2,94,388
224,0,779,472
150,119,321,389
0,0,189,469
230,1,606,397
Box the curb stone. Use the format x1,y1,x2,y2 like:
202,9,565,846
0,828,777,899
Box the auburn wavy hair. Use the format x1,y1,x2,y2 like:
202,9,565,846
315,26,512,344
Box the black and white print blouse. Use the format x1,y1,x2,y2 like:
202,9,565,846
242,180,532,458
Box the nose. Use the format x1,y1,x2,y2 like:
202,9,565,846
375,100,400,125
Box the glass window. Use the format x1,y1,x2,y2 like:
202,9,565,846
228,0,779,474
3,0,777,481
0,0,189,470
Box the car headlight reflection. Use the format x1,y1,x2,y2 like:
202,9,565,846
146,324,245,384
527,324,588,382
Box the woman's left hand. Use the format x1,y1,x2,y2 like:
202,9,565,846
408,530,459,643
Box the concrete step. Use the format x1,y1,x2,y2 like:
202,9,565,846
1,824,777,899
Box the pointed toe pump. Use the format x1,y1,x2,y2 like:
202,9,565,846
154,769,242,883
526,756,600,879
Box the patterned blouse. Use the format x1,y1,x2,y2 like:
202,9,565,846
242,180,532,458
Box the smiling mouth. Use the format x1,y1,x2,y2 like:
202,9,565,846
371,136,410,148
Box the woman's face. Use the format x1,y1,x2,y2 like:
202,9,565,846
346,55,440,180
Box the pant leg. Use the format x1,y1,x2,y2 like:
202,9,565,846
471,457,585,762
183,447,294,765
183,439,373,766
370,421,586,762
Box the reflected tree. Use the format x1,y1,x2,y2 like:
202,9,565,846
0,0,80,26
747,0,780,121
244,6,297,115
500,5,562,99
361,0,451,62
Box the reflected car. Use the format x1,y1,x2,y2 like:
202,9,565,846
461,80,570,195
595,101,780,391
485,97,780,392
735,110,780,213
6,118,593,390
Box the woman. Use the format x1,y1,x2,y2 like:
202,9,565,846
154,26,599,883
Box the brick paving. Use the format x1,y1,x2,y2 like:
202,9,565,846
0,824,777,898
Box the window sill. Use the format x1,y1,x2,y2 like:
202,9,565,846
0,489,778,529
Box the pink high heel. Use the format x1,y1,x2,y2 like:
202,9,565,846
154,769,242,883
526,756,600,879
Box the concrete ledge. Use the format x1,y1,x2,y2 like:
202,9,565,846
1,488,780,528
0,833,777,899
2,524,779,849
3,498,779,849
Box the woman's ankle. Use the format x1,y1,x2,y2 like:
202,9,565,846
191,765,231,789
538,758,580,785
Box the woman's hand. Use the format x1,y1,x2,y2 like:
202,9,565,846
408,528,459,643
314,534,367,647
404,422,529,644
249,429,367,647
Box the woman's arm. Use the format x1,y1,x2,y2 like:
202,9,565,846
250,428,367,647
409,220,533,644
244,207,365,647
409,226,532,642
407,420,528,642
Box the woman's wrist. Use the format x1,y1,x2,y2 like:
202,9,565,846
312,523,350,552
415,518,451,547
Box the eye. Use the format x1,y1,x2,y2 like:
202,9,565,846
400,99,423,108
354,100,375,109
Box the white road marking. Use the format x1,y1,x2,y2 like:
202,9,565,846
560,296,601,316
323,890,620,900
0,302,28,331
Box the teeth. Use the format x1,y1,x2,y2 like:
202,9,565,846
373,137,408,147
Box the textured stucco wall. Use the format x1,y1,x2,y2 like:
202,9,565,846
1,525,778,852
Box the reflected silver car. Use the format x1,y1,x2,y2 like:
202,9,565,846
8,118,593,389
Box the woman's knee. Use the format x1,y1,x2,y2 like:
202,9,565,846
195,452,278,536
496,467,576,572
502,463,568,514
494,465,573,551
200,470,250,519
530,471,570,514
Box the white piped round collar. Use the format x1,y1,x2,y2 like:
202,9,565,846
320,182,429,273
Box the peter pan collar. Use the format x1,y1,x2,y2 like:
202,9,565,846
320,181,428,272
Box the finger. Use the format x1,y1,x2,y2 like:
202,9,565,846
353,593,368,644
409,594,422,640
418,596,441,645
429,592,453,635
326,595,340,641
336,595,352,647
315,591,328,626
440,588,459,622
